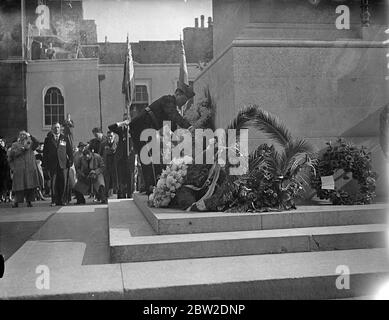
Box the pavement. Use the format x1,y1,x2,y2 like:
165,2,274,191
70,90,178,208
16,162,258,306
0,197,387,299
0,198,110,264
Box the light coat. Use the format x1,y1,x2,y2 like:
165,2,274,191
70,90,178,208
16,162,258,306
8,136,40,192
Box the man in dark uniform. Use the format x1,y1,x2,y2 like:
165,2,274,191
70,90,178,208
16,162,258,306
42,122,73,206
129,83,195,194
108,113,135,199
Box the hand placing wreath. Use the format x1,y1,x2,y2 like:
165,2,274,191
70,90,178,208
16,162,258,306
311,138,378,205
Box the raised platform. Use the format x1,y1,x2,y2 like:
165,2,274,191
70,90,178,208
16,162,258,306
109,199,388,263
1,197,388,299
120,248,389,300
133,193,387,235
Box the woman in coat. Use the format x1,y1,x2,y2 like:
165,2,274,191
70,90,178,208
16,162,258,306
0,137,12,202
7,131,41,207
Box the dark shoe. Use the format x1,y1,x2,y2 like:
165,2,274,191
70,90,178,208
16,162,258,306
27,202,33,207
101,199,108,204
12,202,18,208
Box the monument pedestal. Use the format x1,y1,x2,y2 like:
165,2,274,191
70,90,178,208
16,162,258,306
107,195,389,299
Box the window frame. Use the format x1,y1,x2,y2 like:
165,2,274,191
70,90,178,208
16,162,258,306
130,80,151,116
42,84,66,130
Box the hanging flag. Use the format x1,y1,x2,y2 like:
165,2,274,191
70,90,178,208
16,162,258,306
179,37,189,87
122,33,135,120
178,37,190,115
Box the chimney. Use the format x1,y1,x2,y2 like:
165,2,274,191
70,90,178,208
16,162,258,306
200,15,204,28
105,36,108,43
208,16,213,27
195,17,199,28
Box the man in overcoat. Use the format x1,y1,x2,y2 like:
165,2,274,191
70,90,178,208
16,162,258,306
43,122,73,206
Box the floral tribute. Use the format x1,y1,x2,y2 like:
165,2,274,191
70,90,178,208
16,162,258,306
148,98,319,212
148,155,192,208
311,138,378,205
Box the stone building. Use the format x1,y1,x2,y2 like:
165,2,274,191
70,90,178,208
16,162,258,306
193,0,389,197
0,1,213,144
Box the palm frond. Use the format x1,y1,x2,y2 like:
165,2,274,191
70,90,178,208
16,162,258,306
203,86,216,130
279,139,314,174
293,171,312,190
226,105,258,132
253,108,292,148
249,144,267,169
263,150,281,177
283,140,312,164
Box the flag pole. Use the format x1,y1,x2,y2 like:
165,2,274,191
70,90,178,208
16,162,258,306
126,33,131,158
21,0,26,60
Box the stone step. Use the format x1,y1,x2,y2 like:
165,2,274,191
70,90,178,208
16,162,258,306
133,194,388,235
111,222,387,263
109,199,387,263
120,248,389,300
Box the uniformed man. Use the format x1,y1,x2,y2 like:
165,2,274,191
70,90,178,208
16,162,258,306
128,83,195,194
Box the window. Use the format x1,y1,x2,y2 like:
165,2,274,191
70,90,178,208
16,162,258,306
130,85,149,116
44,87,64,126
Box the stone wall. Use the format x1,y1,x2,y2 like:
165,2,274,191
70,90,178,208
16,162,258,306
0,61,27,141
193,49,235,127
26,60,201,144
213,0,250,56
80,20,97,45
0,6,22,59
26,59,100,144
193,0,389,197
183,21,213,64
213,0,388,56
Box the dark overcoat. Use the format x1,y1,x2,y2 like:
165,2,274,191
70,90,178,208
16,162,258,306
42,132,73,172
129,95,191,145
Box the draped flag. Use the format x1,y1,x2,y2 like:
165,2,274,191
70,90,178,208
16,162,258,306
179,37,189,87
178,37,189,115
122,34,135,120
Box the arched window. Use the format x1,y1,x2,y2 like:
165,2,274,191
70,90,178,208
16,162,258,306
130,85,149,116
44,87,64,126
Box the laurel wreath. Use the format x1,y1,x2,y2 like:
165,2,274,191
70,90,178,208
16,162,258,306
311,138,377,205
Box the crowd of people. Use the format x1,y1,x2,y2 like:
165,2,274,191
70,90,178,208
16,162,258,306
0,83,195,208
0,119,140,208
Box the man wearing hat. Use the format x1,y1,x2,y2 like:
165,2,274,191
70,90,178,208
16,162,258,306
126,83,195,194
74,142,87,168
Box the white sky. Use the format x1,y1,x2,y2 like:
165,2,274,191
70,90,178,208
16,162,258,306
83,0,212,42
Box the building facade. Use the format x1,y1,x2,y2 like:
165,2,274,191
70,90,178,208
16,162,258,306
0,0,213,144
193,0,389,197
26,60,201,144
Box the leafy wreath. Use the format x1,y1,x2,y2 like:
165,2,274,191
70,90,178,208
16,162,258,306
311,138,378,205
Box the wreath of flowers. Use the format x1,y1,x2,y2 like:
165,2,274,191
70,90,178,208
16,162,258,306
148,156,192,208
311,138,378,205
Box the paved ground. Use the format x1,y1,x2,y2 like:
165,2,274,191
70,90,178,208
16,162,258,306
0,198,110,264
